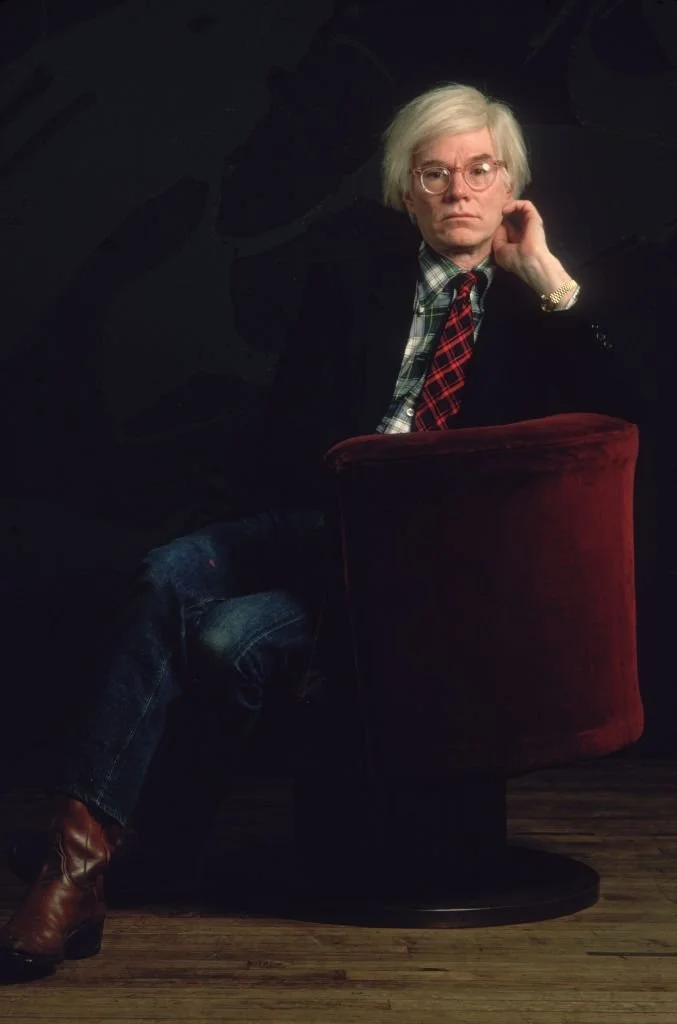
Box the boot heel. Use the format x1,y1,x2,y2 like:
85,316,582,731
64,919,104,960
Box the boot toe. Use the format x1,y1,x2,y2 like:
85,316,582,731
0,942,60,984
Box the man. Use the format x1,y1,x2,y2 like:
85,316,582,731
0,83,642,983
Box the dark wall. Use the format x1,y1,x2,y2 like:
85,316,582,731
1,0,675,763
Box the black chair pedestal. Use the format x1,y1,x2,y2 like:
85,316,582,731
290,772,600,927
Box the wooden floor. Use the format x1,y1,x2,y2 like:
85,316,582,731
1,758,676,1023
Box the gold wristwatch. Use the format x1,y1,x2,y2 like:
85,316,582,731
540,279,578,312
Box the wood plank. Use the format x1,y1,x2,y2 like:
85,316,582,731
1,759,676,1022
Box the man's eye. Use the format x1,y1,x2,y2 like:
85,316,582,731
469,163,491,177
427,168,446,179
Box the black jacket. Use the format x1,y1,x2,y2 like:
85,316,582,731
262,225,644,509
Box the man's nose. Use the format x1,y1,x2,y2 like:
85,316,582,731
443,168,469,200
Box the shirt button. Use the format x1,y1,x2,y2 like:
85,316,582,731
406,408,414,418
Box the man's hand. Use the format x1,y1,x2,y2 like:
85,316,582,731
492,199,573,300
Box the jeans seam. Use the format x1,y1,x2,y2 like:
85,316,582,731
91,654,170,813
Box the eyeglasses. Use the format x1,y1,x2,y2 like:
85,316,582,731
411,158,507,194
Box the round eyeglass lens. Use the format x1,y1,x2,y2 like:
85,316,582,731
420,160,497,193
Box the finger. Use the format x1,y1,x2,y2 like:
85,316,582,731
500,212,524,239
504,198,536,211
504,219,521,243
492,225,508,247
503,199,542,222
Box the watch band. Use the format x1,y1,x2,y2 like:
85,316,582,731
540,279,578,312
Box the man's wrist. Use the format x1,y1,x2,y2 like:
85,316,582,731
518,251,572,300
555,283,581,311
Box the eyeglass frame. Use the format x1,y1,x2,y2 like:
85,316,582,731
410,158,508,194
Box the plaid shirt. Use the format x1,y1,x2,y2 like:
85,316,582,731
377,243,578,435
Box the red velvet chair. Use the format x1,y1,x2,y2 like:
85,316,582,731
294,412,643,926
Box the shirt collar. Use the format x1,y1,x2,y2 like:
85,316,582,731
417,241,494,305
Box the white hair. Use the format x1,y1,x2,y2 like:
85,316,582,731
382,83,531,211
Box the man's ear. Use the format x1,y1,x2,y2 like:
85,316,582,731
403,191,416,222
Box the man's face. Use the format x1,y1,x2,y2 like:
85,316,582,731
403,127,512,263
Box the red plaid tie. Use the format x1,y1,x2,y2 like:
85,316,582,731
415,271,477,431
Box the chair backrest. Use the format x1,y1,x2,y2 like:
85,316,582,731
325,413,643,778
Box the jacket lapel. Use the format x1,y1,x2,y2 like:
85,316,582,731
454,267,537,427
355,248,420,434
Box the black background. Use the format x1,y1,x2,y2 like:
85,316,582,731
1,0,675,769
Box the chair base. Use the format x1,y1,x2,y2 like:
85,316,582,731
286,772,600,926
202,843,599,928
293,845,600,927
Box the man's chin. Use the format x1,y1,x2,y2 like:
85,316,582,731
433,235,481,257
436,225,479,246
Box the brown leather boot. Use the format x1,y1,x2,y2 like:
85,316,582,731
0,794,120,982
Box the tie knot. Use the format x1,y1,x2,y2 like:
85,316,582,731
453,271,478,300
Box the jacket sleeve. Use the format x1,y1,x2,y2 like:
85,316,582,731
543,290,648,426
257,257,356,510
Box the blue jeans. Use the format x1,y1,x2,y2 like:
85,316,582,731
56,508,326,826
